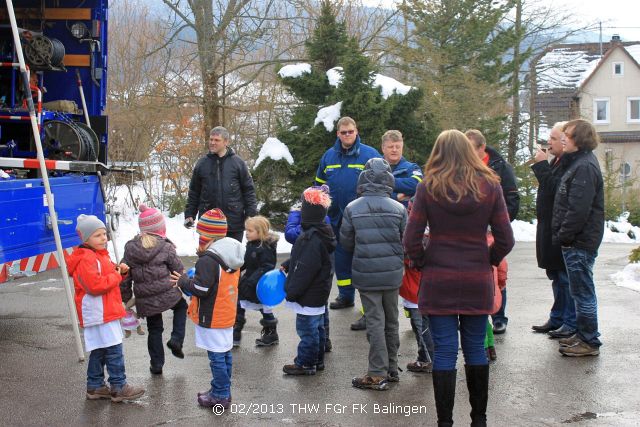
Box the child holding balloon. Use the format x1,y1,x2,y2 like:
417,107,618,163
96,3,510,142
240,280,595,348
281,187,337,376
171,209,245,408
235,215,280,347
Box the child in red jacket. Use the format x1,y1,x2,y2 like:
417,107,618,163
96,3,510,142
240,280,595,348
66,214,144,402
400,199,434,373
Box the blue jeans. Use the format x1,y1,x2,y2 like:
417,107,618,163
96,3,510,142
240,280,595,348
491,289,508,325
429,315,488,370
87,343,126,390
547,268,576,330
295,313,325,367
407,308,434,363
562,247,601,347
207,350,232,399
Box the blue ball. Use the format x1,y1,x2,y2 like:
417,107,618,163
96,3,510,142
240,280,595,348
256,269,286,306
181,267,196,297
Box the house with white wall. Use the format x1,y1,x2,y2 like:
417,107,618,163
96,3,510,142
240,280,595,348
532,36,640,191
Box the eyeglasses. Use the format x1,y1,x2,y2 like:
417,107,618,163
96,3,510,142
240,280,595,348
339,130,355,136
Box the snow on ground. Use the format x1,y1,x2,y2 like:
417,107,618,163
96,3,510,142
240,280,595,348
109,210,292,260
278,63,311,79
611,263,640,293
314,101,343,132
253,137,294,169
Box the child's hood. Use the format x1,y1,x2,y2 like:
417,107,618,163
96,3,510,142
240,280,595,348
65,246,108,275
125,235,173,263
207,237,245,271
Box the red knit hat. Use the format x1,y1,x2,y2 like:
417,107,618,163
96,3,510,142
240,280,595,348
138,204,166,238
196,208,228,248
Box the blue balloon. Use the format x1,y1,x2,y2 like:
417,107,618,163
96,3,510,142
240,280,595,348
181,267,196,297
256,269,286,306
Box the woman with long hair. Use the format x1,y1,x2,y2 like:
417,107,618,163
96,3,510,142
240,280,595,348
403,130,514,427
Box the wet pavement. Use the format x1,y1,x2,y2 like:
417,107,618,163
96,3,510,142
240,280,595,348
1,242,640,426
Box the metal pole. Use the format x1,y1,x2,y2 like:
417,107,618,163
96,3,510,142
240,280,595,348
6,0,85,362
75,69,91,127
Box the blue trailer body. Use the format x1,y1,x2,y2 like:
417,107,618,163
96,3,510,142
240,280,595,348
0,0,111,265
0,175,104,263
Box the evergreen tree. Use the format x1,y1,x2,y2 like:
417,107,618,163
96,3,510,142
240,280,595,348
254,0,430,223
401,0,517,144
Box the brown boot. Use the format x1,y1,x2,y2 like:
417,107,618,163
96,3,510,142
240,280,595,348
110,384,145,402
86,385,111,400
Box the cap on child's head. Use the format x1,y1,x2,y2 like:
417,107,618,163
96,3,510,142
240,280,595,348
197,208,228,247
357,157,394,189
138,204,166,238
301,186,331,225
76,214,106,243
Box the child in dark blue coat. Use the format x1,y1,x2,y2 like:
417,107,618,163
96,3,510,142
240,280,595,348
282,187,336,375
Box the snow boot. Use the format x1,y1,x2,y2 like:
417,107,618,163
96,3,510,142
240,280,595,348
255,318,279,346
432,369,456,427
465,364,489,427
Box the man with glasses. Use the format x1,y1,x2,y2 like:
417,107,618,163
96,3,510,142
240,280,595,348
531,122,577,340
552,119,604,357
465,129,519,335
315,117,381,317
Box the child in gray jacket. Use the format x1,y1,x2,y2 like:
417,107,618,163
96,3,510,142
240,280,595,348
340,158,407,391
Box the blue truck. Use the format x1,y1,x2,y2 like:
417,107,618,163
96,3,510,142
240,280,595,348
0,0,110,267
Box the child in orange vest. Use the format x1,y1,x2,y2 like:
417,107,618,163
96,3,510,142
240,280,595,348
171,209,245,408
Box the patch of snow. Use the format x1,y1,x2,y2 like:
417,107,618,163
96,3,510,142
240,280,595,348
278,63,311,79
611,263,640,293
314,101,343,132
18,278,57,287
327,67,343,87
536,48,601,92
40,286,63,292
254,137,294,169
625,44,640,65
508,218,639,244
373,73,413,99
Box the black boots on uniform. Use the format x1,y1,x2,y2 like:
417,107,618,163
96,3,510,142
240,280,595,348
255,318,279,346
233,317,245,347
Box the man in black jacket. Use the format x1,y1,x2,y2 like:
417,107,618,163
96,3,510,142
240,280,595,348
531,122,576,338
466,130,520,335
184,126,258,242
552,119,604,357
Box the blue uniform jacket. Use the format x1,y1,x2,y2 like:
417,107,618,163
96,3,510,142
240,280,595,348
390,157,422,206
315,136,381,228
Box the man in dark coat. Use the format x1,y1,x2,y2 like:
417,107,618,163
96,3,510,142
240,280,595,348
531,122,576,338
552,119,604,357
184,126,258,242
466,129,519,335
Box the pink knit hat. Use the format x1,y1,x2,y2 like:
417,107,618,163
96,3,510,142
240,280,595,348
138,204,166,238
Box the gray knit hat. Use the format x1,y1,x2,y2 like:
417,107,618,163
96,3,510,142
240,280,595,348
76,214,106,242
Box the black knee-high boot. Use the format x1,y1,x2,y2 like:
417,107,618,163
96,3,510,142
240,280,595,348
432,369,456,427
465,364,489,427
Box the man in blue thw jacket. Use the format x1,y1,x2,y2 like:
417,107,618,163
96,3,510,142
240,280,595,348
315,117,381,313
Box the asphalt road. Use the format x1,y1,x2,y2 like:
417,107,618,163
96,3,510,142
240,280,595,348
1,242,639,426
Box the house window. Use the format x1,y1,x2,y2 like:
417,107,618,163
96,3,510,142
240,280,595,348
594,98,610,124
613,62,624,76
628,97,640,122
